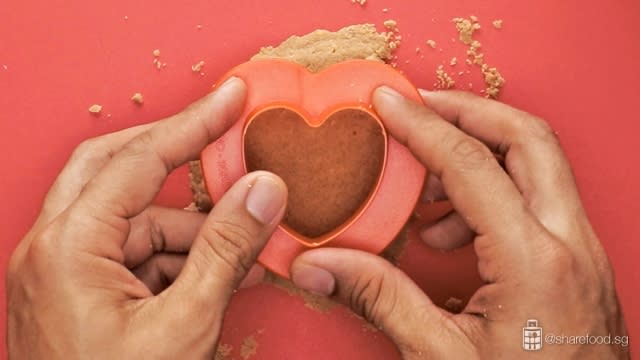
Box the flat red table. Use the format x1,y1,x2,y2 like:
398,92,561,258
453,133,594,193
1,0,638,358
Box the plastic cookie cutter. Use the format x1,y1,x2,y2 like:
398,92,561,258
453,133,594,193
200,59,426,277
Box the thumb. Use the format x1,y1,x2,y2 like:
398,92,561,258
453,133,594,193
163,171,287,329
290,249,470,358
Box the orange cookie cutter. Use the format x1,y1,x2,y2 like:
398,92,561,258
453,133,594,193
200,59,426,278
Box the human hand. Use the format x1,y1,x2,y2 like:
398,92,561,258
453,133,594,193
290,88,629,358
7,77,288,359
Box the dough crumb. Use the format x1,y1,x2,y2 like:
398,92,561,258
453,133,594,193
467,40,484,65
388,38,399,50
426,39,437,48
240,336,258,359
88,104,102,114
382,8,389,13
351,0,366,5
383,19,398,30
452,16,481,45
196,24,202,30
215,343,233,360
191,60,205,72
481,64,505,98
152,49,165,70
450,57,458,66
389,36,402,50
383,20,402,51
436,65,455,89
131,92,144,104
492,19,503,29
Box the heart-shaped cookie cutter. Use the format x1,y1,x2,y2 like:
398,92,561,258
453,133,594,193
201,59,426,277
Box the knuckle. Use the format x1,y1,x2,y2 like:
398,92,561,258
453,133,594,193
517,114,559,146
121,131,154,157
141,210,165,253
199,220,256,281
548,249,576,276
348,271,397,327
181,101,200,117
543,240,578,281
7,243,26,283
585,240,615,282
24,228,58,267
71,138,111,165
121,131,175,174
448,135,493,172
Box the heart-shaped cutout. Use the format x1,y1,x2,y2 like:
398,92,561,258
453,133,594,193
243,107,387,241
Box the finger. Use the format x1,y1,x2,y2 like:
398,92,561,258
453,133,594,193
163,172,287,329
132,257,265,296
132,254,186,295
421,174,447,203
420,211,475,250
290,249,473,359
67,77,246,252
38,123,155,225
124,206,207,268
373,86,541,269
420,90,585,239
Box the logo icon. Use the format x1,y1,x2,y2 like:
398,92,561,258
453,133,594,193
522,319,543,351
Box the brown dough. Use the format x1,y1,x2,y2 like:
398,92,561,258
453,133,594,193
244,108,385,239
251,24,391,72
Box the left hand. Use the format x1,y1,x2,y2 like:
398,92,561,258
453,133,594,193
7,77,288,359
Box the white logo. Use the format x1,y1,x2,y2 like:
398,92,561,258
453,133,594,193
522,319,543,351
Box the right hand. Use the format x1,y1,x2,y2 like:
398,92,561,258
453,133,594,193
7,77,288,359
290,88,629,358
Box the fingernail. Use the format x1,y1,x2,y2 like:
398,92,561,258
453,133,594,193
418,88,432,96
291,263,335,296
376,85,403,98
246,175,287,225
216,76,240,92
419,88,444,99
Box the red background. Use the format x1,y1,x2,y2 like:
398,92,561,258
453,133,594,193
1,0,638,358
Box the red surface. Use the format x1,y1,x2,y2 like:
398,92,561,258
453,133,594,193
202,60,426,277
1,0,639,358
